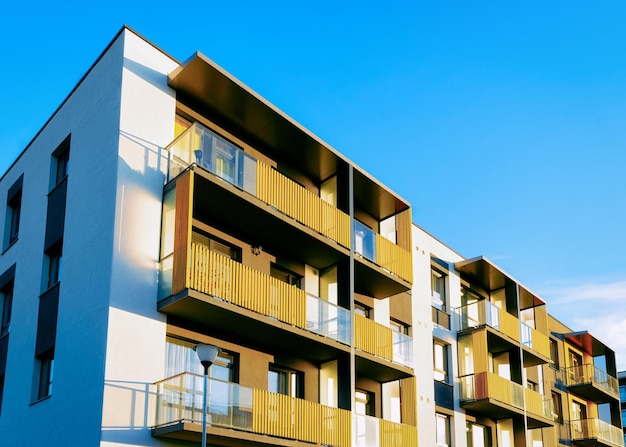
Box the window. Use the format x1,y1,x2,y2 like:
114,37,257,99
268,365,303,398
270,264,302,288
55,144,70,186
549,338,559,369
434,341,449,383
431,269,446,310
390,320,409,335
355,389,375,416
192,232,240,261
0,282,13,337
47,251,62,289
34,350,54,401
165,337,237,382
467,421,490,447
620,384,626,402
436,413,450,447
552,392,563,423
354,302,370,318
4,174,23,249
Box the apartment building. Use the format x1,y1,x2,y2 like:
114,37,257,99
619,372,626,445
0,26,621,447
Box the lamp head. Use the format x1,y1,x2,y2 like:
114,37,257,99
195,344,220,370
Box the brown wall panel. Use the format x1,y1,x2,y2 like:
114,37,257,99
171,172,192,295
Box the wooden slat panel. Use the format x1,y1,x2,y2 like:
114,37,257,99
375,233,413,283
472,331,489,373
172,171,193,295
499,310,521,342
531,327,551,358
256,162,350,248
395,208,412,252
400,376,417,426
354,314,393,361
380,419,418,447
189,244,306,328
252,388,351,447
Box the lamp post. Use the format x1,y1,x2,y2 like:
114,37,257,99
195,344,219,447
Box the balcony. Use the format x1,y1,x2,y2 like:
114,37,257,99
459,372,554,428
354,313,414,370
354,414,417,447
159,244,351,362
569,418,624,447
167,122,350,249
520,322,551,366
153,373,351,447
353,220,412,286
456,300,520,343
566,364,619,402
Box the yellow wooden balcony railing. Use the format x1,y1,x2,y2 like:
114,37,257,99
525,388,554,421
375,233,413,283
530,327,551,358
354,313,393,362
257,162,351,248
189,243,306,328
155,373,351,447
253,389,351,447
353,314,414,368
380,419,418,447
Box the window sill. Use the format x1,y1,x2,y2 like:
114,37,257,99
30,394,52,406
1,238,18,255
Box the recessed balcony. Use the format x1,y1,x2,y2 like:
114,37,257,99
353,414,417,447
520,322,551,366
569,418,625,447
160,244,351,362
566,364,620,403
164,124,412,294
459,372,554,428
456,300,520,343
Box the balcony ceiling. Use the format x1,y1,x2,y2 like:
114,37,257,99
564,331,615,357
455,257,546,308
168,53,409,220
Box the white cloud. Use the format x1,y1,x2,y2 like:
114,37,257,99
538,279,626,371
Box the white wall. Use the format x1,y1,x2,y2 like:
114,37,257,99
100,30,178,447
0,29,126,447
412,224,465,447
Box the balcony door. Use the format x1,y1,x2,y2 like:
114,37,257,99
568,350,583,384
571,400,588,438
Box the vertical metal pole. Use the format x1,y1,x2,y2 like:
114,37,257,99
516,283,531,447
202,366,208,446
348,165,356,446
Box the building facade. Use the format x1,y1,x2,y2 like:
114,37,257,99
0,27,621,447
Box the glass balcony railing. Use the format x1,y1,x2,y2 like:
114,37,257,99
186,243,351,345
566,364,619,396
570,418,625,447
353,414,417,447
306,293,351,345
353,221,412,283
166,123,350,248
456,301,520,342
155,373,351,447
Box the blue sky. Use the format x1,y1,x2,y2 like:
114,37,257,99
1,1,625,366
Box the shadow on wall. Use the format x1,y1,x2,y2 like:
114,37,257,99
100,380,164,445
123,56,172,96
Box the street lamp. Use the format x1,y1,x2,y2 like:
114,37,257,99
195,343,219,446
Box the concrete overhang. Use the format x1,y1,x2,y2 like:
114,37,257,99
455,256,546,309
168,53,409,221
563,331,615,357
